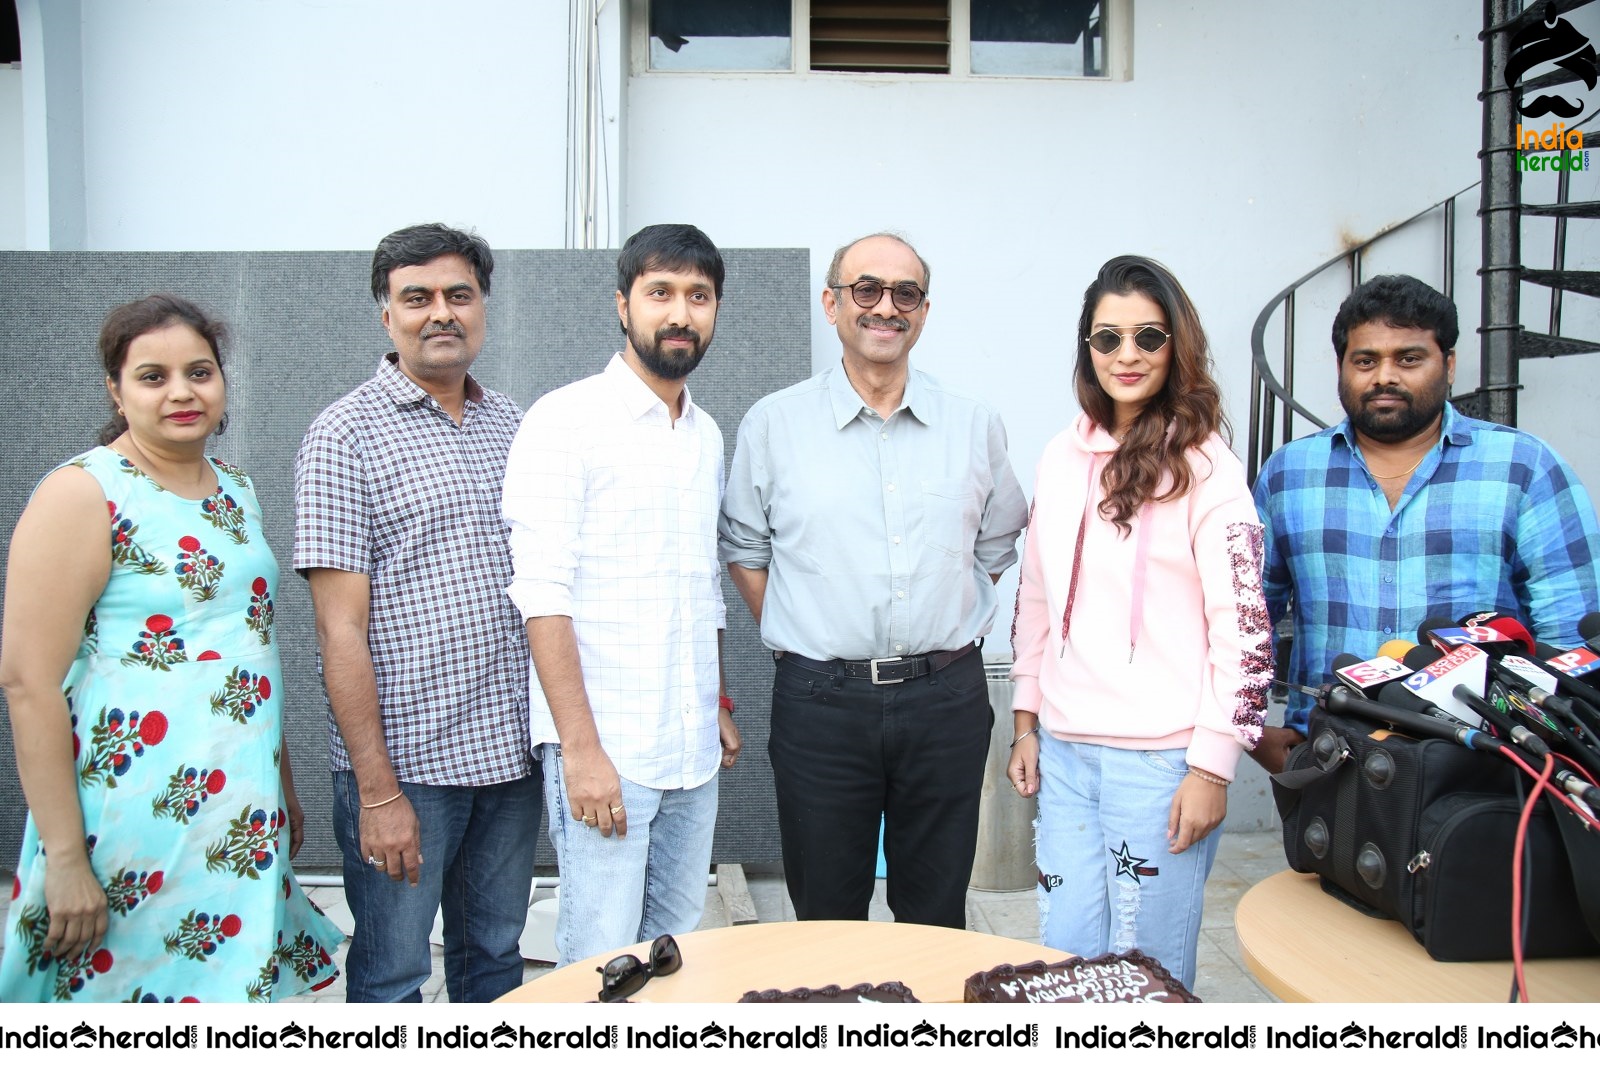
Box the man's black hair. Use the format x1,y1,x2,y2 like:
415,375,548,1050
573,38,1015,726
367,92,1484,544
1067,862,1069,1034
616,224,724,300
1331,274,1458,360
370,223,494,305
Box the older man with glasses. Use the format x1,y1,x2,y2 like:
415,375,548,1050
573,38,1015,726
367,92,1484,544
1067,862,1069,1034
719,231,1028,928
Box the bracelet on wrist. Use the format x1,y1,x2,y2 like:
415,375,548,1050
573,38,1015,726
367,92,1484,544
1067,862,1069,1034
1010,727,1039,749
361,789,405,810
1188,767,1229,787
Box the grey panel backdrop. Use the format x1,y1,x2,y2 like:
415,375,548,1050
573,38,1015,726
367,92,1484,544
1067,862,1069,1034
0,248,811,870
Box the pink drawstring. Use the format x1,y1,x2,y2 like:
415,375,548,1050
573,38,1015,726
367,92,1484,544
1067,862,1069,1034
1060,444,1151,663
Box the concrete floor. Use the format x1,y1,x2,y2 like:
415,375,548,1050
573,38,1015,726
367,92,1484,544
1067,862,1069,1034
0,828,1285,1003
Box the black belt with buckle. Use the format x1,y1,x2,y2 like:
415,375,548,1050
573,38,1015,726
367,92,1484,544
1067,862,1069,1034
775,642,978,685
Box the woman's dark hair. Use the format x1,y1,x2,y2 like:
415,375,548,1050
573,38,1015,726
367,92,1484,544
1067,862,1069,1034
1074,255,1227,534
98,294,228,446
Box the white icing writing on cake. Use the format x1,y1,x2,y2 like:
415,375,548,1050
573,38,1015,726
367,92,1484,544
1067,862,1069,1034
995,960,1173,1004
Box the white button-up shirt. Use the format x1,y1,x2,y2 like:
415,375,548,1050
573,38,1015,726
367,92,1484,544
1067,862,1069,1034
503,354,726,789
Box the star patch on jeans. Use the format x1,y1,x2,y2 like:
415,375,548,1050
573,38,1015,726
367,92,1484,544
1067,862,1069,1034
1110,840,1160,882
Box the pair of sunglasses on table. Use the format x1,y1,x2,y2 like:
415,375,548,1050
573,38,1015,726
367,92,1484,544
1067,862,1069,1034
1085,325,1171,355
597,934,682,1002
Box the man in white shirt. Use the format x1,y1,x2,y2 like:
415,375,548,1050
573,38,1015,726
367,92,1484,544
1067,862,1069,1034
502,224,740,966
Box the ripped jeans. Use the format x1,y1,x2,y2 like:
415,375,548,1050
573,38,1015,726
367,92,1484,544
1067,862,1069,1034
1033,731,1220,991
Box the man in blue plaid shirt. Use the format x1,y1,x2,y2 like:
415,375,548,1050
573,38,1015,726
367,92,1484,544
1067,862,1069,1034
1252,274,1600,773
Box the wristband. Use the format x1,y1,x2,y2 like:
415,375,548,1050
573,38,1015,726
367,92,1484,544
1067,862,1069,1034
719,694,734,715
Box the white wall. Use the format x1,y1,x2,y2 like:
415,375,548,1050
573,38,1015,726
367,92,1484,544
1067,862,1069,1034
624,1,1500,654
70,0,581,250
12,0,1599,636
0,66,22,249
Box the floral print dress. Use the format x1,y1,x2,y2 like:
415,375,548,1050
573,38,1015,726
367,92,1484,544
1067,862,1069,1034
1,446,342,1002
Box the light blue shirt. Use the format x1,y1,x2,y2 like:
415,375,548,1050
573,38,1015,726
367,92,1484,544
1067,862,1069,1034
718,362,1028,661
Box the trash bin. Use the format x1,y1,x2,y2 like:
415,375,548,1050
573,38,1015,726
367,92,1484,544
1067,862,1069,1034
970,662,1038,891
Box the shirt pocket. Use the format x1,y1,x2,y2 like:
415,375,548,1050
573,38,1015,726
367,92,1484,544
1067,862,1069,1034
920,477,980,558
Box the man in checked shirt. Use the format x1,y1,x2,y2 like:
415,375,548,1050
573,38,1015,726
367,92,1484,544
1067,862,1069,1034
295,223,540,1002
1253,274,1600,773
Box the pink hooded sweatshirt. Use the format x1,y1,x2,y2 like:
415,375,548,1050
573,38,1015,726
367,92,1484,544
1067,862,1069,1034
1010,415,1272,780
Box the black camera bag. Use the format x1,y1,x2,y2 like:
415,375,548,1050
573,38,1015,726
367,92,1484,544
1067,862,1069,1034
1272,707,1600,962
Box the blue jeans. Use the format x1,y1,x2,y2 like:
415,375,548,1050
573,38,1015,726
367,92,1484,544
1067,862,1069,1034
1033,732,1220,991
542,744,717,968
332,770,541,1002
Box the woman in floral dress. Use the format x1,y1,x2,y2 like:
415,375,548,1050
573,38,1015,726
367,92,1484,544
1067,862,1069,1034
0,294,341,1002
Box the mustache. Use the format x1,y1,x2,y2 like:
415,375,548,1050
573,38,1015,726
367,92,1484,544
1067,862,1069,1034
1520,94,1585,119
421,322,464,339
656,326,701,346
858,314,909,332
1363,385,1412,403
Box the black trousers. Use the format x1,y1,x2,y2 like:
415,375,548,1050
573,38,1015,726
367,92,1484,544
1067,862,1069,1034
767,651,993,928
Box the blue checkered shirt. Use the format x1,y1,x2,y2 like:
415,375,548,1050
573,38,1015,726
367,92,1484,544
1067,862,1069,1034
294,355,534,786
1255,403,1600,732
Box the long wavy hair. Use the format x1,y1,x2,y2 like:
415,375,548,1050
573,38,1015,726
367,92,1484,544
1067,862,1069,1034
1073,255,1227,534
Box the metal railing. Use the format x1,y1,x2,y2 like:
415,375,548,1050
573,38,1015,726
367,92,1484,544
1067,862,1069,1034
1245,183,1479,483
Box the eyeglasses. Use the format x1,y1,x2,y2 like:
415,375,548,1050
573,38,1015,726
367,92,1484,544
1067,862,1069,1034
596,934,682,1002
1086,325,1171,355
831,279,927,313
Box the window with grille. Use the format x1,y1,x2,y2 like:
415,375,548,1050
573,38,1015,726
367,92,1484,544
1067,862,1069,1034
644,1,1115,79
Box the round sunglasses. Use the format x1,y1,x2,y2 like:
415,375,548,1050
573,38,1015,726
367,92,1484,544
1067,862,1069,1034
831,279,928,313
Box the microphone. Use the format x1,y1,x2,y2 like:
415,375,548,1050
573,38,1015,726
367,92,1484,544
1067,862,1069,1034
1457,611,1538,656
1373,684,1600,813
1309,682,1505,753
1579,611,1600,655
1331,651,1411,697
1448,684,1551,758
1534,640,1600,699
1398,632,1488,727
1418,614,1600,769
1377,638,1418,662
1557,768,1600,810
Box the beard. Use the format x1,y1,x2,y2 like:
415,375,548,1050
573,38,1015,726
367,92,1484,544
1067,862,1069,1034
630,323,709,380
1339,376,1449,443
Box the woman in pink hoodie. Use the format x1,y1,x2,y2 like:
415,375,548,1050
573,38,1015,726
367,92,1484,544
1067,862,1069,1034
1007,255,1272,991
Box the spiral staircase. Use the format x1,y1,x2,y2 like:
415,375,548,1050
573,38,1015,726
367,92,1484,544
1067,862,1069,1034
1247,0,1599,483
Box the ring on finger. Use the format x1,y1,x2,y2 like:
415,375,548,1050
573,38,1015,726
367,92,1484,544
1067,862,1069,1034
609,804,624,815
367,856,387,869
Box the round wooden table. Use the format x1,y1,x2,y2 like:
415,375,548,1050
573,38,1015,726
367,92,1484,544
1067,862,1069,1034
1236,870,1600,1002
498,920,1055,1003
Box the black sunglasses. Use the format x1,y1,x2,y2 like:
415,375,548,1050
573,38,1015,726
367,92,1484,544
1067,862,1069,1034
1086,325,1171,356
596,934,682,1002
831,279,927,313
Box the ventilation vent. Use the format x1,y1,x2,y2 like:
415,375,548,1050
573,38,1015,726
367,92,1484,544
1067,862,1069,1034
811,1,950,74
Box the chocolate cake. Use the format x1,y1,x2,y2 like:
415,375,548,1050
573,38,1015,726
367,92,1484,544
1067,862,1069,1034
738,981,921,1003
963,950,1200,1003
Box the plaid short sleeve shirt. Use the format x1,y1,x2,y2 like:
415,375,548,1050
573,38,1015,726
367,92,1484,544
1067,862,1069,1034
294,354,533,786
1255,403,1600,732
